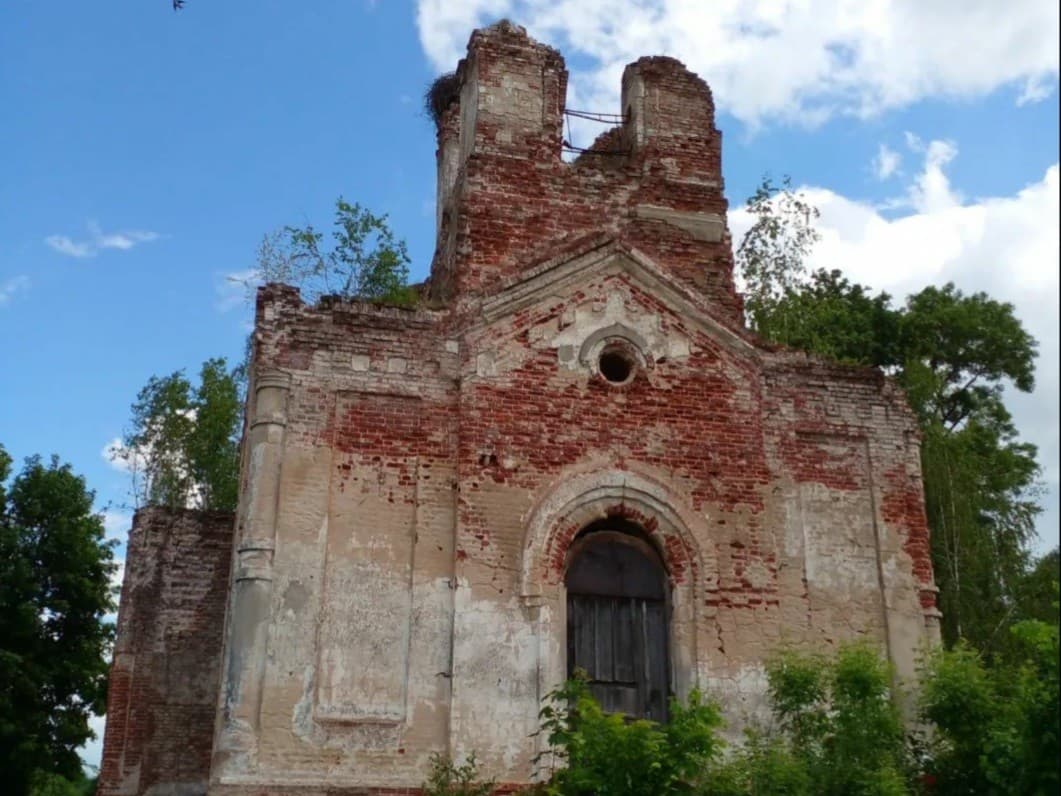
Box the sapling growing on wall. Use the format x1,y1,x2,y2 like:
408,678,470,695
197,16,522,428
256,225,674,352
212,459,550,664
252,197,415,306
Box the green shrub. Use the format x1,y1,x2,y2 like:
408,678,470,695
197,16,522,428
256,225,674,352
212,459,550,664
422,752,494,796
453,631,1059,795
920,615,1060,795
763,645,903,793
706,730,811,796
711,643,910,796
537,673,726,795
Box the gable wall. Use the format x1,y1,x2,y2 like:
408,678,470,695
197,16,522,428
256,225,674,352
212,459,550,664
445,268,938,778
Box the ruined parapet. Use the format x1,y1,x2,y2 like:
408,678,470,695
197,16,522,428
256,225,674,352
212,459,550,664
97,508,235,796
427,21,739,325
208,283,463,791
621,56,720,175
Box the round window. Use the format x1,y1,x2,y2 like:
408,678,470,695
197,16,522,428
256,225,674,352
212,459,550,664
598,346,637,385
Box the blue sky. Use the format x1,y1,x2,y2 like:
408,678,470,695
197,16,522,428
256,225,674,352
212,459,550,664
1,0,1057,771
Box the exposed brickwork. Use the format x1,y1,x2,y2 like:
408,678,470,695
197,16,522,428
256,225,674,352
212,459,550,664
98,508,234,796
101,20,938,795
430,22,743,330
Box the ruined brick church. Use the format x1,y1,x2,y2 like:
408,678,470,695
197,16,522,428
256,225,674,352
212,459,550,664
98,21,940,796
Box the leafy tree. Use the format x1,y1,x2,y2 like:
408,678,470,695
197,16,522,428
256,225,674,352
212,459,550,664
919,608,1060,795
253,197,415,306
899,284,1036,430
1014,547,1060,626
184,358,244,511
116,357,243,511
735,175,820,335
751,268,900,368
0,446,116,795
920,415,1041,651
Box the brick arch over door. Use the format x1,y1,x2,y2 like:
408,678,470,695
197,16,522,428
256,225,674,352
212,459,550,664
519,468,714,736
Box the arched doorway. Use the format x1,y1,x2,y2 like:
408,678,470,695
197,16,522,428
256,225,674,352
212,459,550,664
565,525,669,722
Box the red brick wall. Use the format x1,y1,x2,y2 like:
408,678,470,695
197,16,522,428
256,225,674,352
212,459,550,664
229,25,936,788
429,23,744,330
97,508,234,796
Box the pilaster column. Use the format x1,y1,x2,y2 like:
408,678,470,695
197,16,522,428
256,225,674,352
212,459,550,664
214,370,291,776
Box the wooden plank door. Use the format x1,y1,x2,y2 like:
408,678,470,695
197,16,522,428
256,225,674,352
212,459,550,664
566,531,669,722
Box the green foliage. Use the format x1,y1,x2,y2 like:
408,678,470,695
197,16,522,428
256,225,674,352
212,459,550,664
752,268,899,368
256,197,414,305
28,771,96,796
1014,548,1060,626
920,418,1041,651
524,640,1057,795
422,752,494,796
1008,615,1061,790
118,357,243,511
185,358,243,511
735,175,820,334
0,446,116,795
919,608,1060,795
537,673,725,795
533,646,922,795
759,644,908,796
902,285,1041,650
900,284,1036,425
700,645,910,795
708,730,811,796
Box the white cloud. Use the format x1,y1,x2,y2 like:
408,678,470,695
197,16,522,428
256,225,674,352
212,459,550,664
416,0,1059,127
216,269,258,312
110,558,126,609
1018,74,1055,106
101,510,132,543
732,142,1060,551
81,712,106,774
0,274,30,306
873,144,901,180
908,138,961,212
46,221,160,258
45,235,94,258
102,437,140,474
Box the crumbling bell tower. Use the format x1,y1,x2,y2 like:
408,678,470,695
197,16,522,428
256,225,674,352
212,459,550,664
98,21,939,796
429,20,739,321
